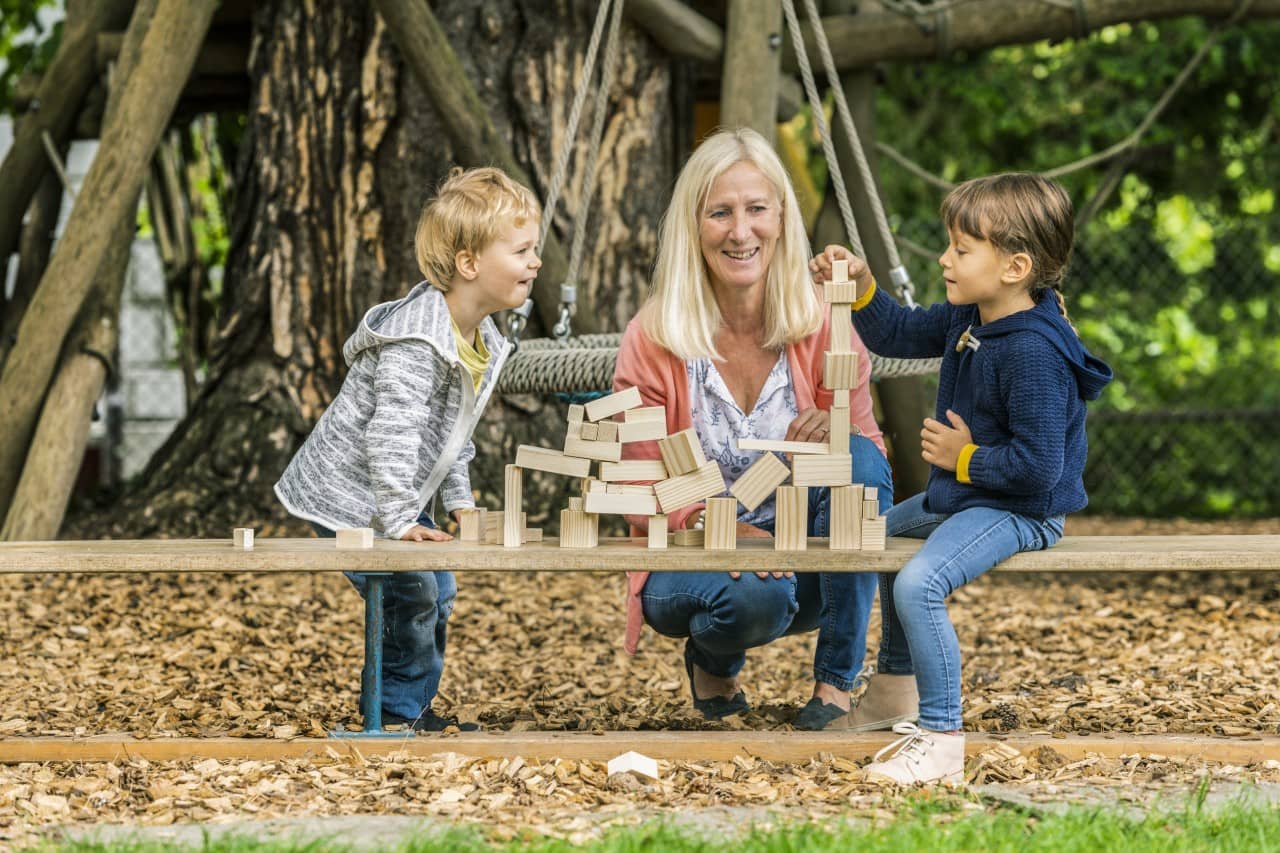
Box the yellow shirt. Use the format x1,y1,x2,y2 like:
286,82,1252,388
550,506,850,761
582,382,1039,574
452,320,490,392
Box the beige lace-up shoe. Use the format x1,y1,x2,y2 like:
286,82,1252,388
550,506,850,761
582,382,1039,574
862,723,965,786
833,673,919,731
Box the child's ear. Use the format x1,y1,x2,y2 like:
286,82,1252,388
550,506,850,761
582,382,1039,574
454,249,480,281
1002,252,1033,286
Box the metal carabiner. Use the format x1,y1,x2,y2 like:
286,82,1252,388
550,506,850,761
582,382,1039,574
552,283,577,341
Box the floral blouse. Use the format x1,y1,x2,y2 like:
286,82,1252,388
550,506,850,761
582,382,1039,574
687,352,798,528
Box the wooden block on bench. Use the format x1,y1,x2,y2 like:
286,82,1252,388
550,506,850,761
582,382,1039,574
671,528,705,546
584,490,659,516
523,528,543,543
792,454,852,487
648,514,668,549
336,528,374,549
774,486,808,551
861,517,887,550
559,508,598,548
484,511,526,545
730,452,790,511
515,445,593,478
658,428,706,476
617,418,667,443
599,459,668,482
564,435,623,463
457,508,487,542
823,351,858,390
830,404,851,452
504,465,523,549
233,528,254,550
863,499,879,519
584,386,643,422
737,438,829,455
654,461,726,513
825,281,859,304
830,484,863,551
580,422,600,441
703,498,737,551
566,404,585,439
829,306,853,352
626,406,666,422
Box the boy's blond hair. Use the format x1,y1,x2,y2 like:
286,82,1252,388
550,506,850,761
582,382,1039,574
415,167,541,292
643,127,821,361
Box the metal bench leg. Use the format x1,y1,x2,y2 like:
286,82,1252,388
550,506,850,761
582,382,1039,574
330,572,402,738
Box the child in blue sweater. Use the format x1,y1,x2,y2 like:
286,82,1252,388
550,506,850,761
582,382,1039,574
810,173,1112,785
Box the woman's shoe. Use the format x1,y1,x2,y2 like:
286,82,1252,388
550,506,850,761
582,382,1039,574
684,642,749,720
862,723,964,786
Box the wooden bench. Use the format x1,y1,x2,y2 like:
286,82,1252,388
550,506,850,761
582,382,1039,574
2,535,1277,749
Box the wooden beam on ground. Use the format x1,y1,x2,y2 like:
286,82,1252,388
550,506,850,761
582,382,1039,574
0,0,217,524
370,0,588,336
1,535,1277,575
2,732,1276,765
785,0,1280,72
720,0,783,142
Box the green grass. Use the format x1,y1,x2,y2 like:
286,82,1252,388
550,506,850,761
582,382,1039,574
45,794,1280,853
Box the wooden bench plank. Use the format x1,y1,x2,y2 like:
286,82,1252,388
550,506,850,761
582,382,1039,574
1,732,1275,765
0,535,1276,574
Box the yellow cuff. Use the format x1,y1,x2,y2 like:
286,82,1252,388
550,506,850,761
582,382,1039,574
849,277,877,311
956,443,978,484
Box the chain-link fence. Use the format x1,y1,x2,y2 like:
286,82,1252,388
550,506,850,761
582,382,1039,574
893,218,1280,518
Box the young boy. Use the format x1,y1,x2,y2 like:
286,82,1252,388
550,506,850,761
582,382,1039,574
275,167,541,731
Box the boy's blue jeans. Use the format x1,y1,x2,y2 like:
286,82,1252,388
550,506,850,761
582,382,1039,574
880,491,1064,731
312,513,456,721
641,434,893,691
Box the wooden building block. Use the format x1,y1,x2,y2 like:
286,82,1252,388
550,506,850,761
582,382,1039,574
703,497,737,551
559,509,598,548
607,750,659,780
607,483,656,496
584,386,643,422
730,452,790,511
584,491,660,516
671,528,705,546
233,528,254,550
617,419,667,443
566,404,585,439
457,507,487,542
829,404,851,452
863,499,879,520
823,351,858,390
599,459,669,482
832,389,850,408
736,438,830,455
336,528,374,549
863,487,878,502
588,478,608,492
596,421,619,442
514,445,593,478
792,454,853,487
658,429,706,476
567,497,584,511
653,461,726,513
861,517,887,550
825,280,859,303
504,465,523,549
830,485,864,551
626,406,666,422
648,514,668,549
831,258,849,282
484,511,526,545
563,435,623,463
829,306,853,352
773,486,808,551
580,422,600,441
523,528,543,543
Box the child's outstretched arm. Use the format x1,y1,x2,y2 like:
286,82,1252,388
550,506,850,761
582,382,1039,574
811,245,951,359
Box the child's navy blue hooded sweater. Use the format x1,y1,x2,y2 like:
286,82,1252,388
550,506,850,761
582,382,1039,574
852,284,1112,520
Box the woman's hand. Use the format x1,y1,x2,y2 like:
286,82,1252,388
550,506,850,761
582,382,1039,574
786,407,830,445
809,245,873,294
400,524,453,542
730,524,789,579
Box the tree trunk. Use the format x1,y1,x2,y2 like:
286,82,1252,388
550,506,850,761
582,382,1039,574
66,0,679,539
720,0,782,141
0,154,65,371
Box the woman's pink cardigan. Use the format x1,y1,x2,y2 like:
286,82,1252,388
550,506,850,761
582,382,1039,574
613,302,886,654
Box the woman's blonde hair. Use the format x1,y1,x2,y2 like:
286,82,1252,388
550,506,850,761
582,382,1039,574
642,128,821,360
415,166,540,292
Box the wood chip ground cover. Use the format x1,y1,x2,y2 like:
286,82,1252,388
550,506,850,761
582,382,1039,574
2,517,1278,845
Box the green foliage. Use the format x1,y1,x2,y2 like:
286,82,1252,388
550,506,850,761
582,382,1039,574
0,0,59,113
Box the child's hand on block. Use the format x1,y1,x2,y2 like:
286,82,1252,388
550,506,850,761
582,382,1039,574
400,524,453,542
920,409,972,472
808,245,872,290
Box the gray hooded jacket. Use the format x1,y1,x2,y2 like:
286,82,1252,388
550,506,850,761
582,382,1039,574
274,282,510,539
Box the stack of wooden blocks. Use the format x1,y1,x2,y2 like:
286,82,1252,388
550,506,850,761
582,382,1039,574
724,258,887,552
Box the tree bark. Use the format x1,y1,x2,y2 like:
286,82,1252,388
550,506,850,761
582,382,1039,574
720,0,783,141
65,0,679,539
0,0,133,287
0,152,65,371
0,0,217,520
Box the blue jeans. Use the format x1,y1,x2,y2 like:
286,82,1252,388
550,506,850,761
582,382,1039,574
642,434,892,691
312,514,456,720
879,492,1064,730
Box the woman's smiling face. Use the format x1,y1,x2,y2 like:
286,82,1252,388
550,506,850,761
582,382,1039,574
698,160,782,295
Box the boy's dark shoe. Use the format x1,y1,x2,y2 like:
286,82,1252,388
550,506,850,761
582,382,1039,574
381,710,480,732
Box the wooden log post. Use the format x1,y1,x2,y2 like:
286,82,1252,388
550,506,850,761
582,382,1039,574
370,0,593,337
0,0,218,521
0,146,66,371
720,0,784,142
0,0,133,286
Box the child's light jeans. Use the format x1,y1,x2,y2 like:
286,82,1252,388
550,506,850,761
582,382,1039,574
879,492,1064,731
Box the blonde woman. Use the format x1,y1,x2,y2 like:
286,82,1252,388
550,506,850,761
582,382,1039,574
612,128,897,730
